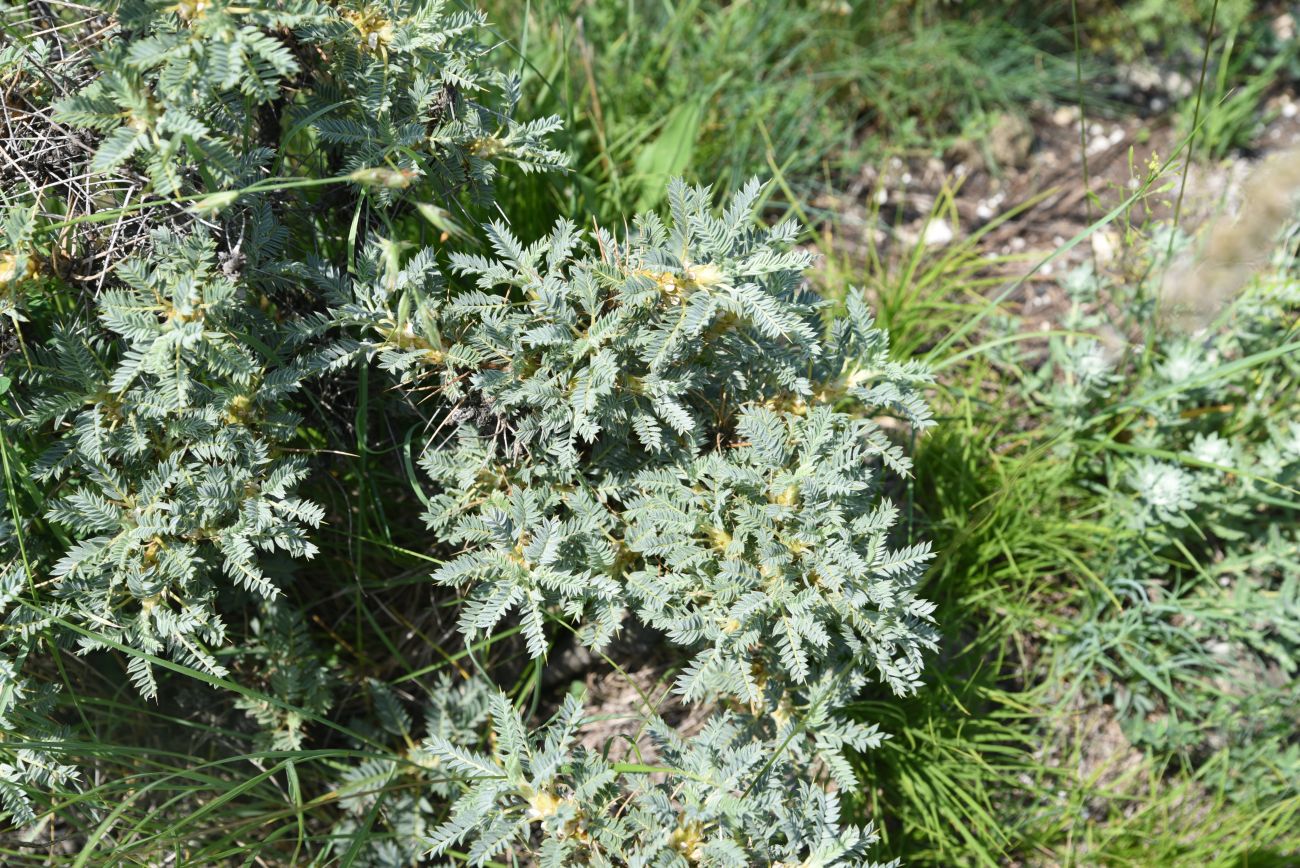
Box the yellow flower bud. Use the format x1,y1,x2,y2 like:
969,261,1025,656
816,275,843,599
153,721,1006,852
684,262,723,288
348,167,417,189
526,788,563,821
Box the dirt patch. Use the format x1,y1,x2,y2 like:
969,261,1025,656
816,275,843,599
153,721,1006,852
574,665,714,763
537,626,714,763
817,90,1300,326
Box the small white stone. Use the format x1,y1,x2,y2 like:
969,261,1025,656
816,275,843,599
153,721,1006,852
1273,13,1296,41
1165,71,1192,97
1091,231,1118,265
920,220,954,247
1282,102,1298,119
1051,106,1078,127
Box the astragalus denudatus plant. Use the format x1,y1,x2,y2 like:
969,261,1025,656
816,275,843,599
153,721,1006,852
0,0,935,861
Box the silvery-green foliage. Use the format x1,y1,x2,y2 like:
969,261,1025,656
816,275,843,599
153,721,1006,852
1015,262,1123,422
624,405,936,703
234,600,334,750
1042,227,1300,800
2,0,575,836
303,0,567,203
423,691,620,864
52,0,318,195
316,180,935,863
4,0,932,856
423,690,895,868
52,0,563,198
9,0,556,700
0,565,80,826
331,776,440,868
16,229,322,696
435,178,822,458
322,178,825,468
319,182,935,702
328,673,494,867
419,672,495,798
627,712,891,868
1,448,78,827
296,236,449,386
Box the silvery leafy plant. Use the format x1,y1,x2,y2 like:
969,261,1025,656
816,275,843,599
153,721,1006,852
0,0,934,861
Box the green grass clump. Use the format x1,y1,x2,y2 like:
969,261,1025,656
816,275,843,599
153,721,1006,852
485,0,1083,229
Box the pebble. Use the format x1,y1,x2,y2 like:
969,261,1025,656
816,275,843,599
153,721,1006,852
1091,231,1118,265
1164,71,1193,98
1121,63,1163,92
1052,106,1080,127
920,220,954,247
1274,13,1296,41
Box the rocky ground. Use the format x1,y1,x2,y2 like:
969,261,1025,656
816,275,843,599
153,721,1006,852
829,65,1300,255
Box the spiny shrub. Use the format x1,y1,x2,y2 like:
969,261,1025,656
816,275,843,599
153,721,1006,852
309,182,934,862
0,0,933,861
